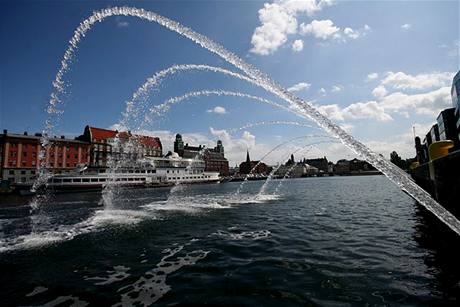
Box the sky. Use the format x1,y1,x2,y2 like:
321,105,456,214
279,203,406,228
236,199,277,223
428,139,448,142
1,0,459,165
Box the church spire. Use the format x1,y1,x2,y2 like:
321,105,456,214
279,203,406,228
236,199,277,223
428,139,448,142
246,149,250,163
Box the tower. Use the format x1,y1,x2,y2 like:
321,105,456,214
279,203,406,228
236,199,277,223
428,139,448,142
246,149,251,163
215,140,224,154
174,134,184,156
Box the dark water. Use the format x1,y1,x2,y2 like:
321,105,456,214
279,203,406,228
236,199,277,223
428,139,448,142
0,176,459,306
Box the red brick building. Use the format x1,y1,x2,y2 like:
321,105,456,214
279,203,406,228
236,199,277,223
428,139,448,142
0,130,90,184
76,126,162,167
173,134,229,176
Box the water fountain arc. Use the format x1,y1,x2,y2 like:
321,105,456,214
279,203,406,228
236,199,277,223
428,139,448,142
146,89,294,125
40,6,460,235
257,140,334,197
236,135,337,195
227,121,316,134
120,64,281,128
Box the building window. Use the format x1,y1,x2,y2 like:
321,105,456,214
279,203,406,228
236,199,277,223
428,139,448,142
8,177,15,182
9,170,14,175
21,170,26,175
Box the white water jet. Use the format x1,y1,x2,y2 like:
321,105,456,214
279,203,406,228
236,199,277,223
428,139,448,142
228,120,316,134
236,135,336,195
39,6,460,235
274,162,302,195
145,89,293,127
120,64,283,129
257,140,334,197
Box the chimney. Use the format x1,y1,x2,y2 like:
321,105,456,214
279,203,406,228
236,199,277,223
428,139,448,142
3,129,7,135
61,135,65,139
23,131,28,136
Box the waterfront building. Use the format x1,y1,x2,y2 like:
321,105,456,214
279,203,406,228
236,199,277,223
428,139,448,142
451,71,460,141
334,159,350,175
437,108,459,150
430,124,440,145
239,150,268,175
415,136,428,164
77,126,162,167
0,130,90,184
304,157,329,173
276,163,308,178
173,134,229,176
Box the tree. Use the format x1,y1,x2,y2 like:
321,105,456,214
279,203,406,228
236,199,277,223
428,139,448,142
390,151,408,170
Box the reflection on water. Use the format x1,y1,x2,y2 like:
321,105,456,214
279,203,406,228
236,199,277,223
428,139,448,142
0,176,459,305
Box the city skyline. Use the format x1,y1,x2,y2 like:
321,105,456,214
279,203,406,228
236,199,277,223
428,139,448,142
1,0,459,165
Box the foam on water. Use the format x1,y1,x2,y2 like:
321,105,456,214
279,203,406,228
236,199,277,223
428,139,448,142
114,243,209,306
34,295,89,307
211,228,271,241
0,209,155,253
84,265,131,286
38,6,460,235
26,286,48,297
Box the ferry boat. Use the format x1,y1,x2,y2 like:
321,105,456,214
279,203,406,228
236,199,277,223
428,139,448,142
44,152,220,192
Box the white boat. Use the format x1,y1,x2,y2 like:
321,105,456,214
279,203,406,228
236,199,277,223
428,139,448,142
45,153,220,192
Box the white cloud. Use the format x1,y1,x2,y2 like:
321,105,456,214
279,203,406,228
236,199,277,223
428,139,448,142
318,87,326,95
250,0,335,55
367,72,379,81
300,19,340,39
372,85,388,98
287,82,311,92
250,2,298,55
316,103,344,121
316,101,393,122
300,20,370,42
292,39,304,52
331,85,343,92
401,23,411,30
206,106,227,114
381,71,454,90
379,86,452,116
249,1,370,54
342,101,393,122
343,27,360,39
339,123,354,133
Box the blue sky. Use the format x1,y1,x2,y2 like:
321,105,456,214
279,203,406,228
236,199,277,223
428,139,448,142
1,0,459,164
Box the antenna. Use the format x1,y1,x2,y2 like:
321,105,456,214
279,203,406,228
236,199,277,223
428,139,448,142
412,125,416,139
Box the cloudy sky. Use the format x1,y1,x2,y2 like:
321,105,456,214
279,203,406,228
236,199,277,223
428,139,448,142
1,0,459,165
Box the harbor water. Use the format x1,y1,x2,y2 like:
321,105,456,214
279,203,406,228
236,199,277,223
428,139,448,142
0,176,459,306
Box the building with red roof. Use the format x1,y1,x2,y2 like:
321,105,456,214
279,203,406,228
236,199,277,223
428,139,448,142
77,126,162,167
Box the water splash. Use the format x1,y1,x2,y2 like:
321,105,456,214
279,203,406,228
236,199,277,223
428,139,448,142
236,135,336,195
40,6,460,235
164,148,207,206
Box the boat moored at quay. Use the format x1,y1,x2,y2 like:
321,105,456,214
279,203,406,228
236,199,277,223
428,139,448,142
23,153,221,194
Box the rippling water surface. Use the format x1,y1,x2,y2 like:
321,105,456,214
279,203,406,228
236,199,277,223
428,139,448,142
0,176,459,306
